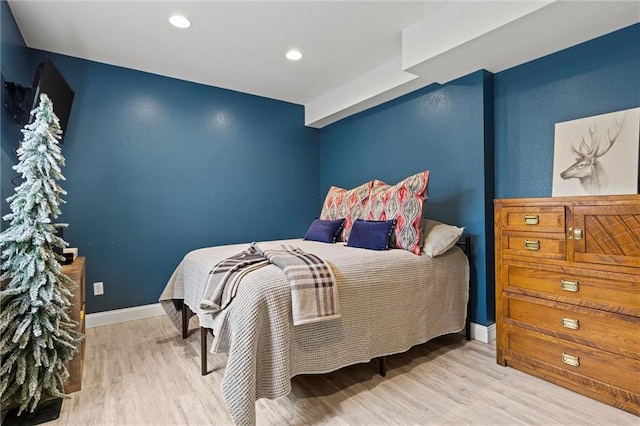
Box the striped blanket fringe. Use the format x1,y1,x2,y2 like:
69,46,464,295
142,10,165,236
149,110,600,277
199,247,268,314
200,243,341,325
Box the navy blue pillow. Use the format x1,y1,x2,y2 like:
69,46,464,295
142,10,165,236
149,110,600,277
347,219,396,251
304,218,345,243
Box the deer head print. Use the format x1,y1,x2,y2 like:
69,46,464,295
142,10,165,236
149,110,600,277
560,113,626,194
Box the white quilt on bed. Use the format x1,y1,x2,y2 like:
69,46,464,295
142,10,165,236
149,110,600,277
159,239,469,425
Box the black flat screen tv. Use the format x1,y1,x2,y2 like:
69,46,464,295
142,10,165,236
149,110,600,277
31,58,75,143
3,58,75,143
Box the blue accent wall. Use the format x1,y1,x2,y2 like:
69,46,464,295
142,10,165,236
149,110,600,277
319,70,495,326
25,51,320,313
0,0,30,229
495,23,640,199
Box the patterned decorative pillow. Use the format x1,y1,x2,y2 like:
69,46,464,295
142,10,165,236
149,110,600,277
363,171,430,255
319,181,373,242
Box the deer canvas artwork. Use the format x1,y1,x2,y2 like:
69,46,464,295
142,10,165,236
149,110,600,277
552,107,640,196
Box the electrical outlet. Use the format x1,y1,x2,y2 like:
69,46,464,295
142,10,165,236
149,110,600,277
93,282,104,296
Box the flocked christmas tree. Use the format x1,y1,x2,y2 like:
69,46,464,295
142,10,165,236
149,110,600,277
0,94,82,414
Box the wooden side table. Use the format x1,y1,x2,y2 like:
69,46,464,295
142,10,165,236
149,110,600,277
62,257,86,393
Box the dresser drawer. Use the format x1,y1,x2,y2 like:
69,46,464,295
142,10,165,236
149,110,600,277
506,296,639,358
501,206,565,232
504,265,640,316
506,327,640,395
501,231,566,260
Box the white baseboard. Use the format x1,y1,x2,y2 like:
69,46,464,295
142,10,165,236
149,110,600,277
86,303,164,328
86,304,497,344
470,322,496,343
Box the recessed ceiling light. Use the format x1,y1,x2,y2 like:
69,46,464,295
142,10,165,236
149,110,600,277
286,50,303,61
169,15,191,29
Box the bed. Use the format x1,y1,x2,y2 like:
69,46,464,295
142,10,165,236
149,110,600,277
159,236,470,425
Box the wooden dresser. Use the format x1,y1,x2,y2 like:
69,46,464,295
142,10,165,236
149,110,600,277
494,195,639,415
62,257,86,393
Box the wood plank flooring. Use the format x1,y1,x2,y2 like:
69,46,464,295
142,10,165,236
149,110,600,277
42,315,638,425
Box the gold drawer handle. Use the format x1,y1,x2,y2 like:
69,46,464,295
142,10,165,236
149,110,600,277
572,227,583,240
560,280,579,292
524,240,540,251
524,214,539,225
561,317,580,330
561,353,580,367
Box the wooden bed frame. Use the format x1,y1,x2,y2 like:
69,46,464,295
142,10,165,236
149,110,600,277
182,235,472,377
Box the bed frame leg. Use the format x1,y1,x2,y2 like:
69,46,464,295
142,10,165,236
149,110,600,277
181,303,189,339
378,357,386,377
465,317,471,341
201,327,208,376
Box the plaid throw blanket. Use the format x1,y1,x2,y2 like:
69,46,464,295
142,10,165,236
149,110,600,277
200,243,340,325
252,242,340,325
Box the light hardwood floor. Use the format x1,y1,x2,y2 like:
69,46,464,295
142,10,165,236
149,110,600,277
47,315,637,425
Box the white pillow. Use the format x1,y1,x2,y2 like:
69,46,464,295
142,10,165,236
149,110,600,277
422,219,464,257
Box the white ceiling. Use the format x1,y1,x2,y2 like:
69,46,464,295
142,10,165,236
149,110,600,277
8,1,640,128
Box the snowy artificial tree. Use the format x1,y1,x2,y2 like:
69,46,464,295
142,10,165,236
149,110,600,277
0,94,82,415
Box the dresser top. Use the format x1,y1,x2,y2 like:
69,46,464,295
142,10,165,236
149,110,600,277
494,194,639,206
